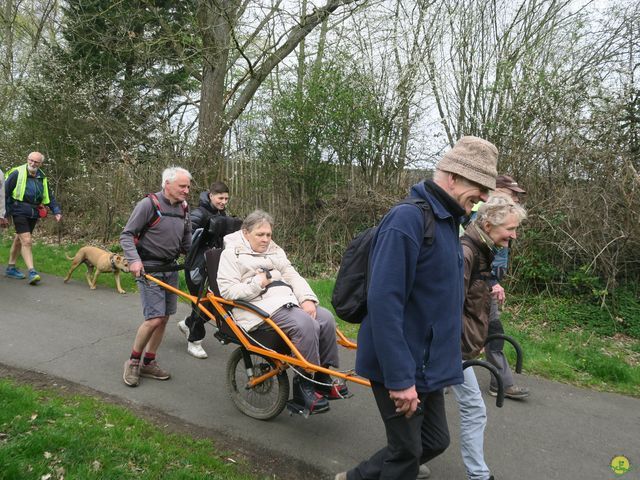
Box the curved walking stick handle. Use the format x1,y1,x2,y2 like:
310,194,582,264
463,359,504,408
484,334,523,374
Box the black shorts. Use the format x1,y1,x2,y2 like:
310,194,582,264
12,216,38,234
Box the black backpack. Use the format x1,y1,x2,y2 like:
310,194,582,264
184,215,242,292
331,198,435,324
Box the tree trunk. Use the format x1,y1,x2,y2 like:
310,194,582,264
196,0,360,178
1,0,14,105
196,0,239,179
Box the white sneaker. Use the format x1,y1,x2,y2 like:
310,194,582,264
187,341,208,359
417,464,431,479
177,318,190,338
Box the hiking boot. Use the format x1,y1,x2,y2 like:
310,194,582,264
187,341,208,359
293,375,329,414
417,463,431,479
5,266,25,279
28,270,41,285
315,372,349,400
123,359,140,387
489,385,529,400
177,318,190,338
140,360,171,380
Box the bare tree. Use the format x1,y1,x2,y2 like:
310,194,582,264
0,0,58,118
194,0,364,177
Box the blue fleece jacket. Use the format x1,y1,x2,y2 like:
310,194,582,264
355,181,465,392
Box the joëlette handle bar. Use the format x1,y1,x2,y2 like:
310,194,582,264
484,334,523,374
463,359,504,408
142,263,185,273
142,273,370,388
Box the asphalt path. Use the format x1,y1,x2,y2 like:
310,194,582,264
0,272,638,480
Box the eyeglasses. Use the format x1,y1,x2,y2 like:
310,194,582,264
465,179,490,196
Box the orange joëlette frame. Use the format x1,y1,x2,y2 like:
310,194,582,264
144,274,371,389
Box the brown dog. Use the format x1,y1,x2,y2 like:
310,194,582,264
64,246,130,294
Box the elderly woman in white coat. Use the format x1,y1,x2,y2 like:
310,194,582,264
217,209,346,414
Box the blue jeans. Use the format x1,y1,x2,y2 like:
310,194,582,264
451,366,491,480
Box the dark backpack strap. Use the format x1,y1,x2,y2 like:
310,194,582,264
135,194,187,261
397,197,435,245
205,248,224,297
461,236,491,282
147,193,163,225
147,193,188,219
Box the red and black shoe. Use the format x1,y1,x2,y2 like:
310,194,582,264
315,372,350,400
293,375,330,414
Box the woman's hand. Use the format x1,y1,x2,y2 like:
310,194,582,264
491,283,505,304
300,300,317,319
255,269,272,288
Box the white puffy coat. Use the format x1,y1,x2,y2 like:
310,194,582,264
217,230,318,331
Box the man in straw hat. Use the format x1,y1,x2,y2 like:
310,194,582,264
336,136,498,480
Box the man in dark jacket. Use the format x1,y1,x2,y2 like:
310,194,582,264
336,136,498,480
177,181,235,359
189,181,229,233
3,152,62,284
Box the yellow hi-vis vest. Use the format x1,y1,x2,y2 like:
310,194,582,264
460,202,482,237
7,164,50,205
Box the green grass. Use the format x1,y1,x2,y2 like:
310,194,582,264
499,295,640,397
0,379,257,480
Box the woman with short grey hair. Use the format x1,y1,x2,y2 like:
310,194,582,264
217,209,347,415
451,195,527,480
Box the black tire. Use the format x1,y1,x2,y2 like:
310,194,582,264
226,347,289,420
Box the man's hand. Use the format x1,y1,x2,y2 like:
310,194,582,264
130,261,144,277
54,214,62,222
491,283,505,304
300,300,317,319
389,385,420,418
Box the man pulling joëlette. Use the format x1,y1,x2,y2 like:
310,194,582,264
120,167,192,387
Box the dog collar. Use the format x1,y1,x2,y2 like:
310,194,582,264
110,255,117,272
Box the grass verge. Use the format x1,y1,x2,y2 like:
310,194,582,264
0,378,257,480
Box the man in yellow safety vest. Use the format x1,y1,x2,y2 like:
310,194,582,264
3,152,62,284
